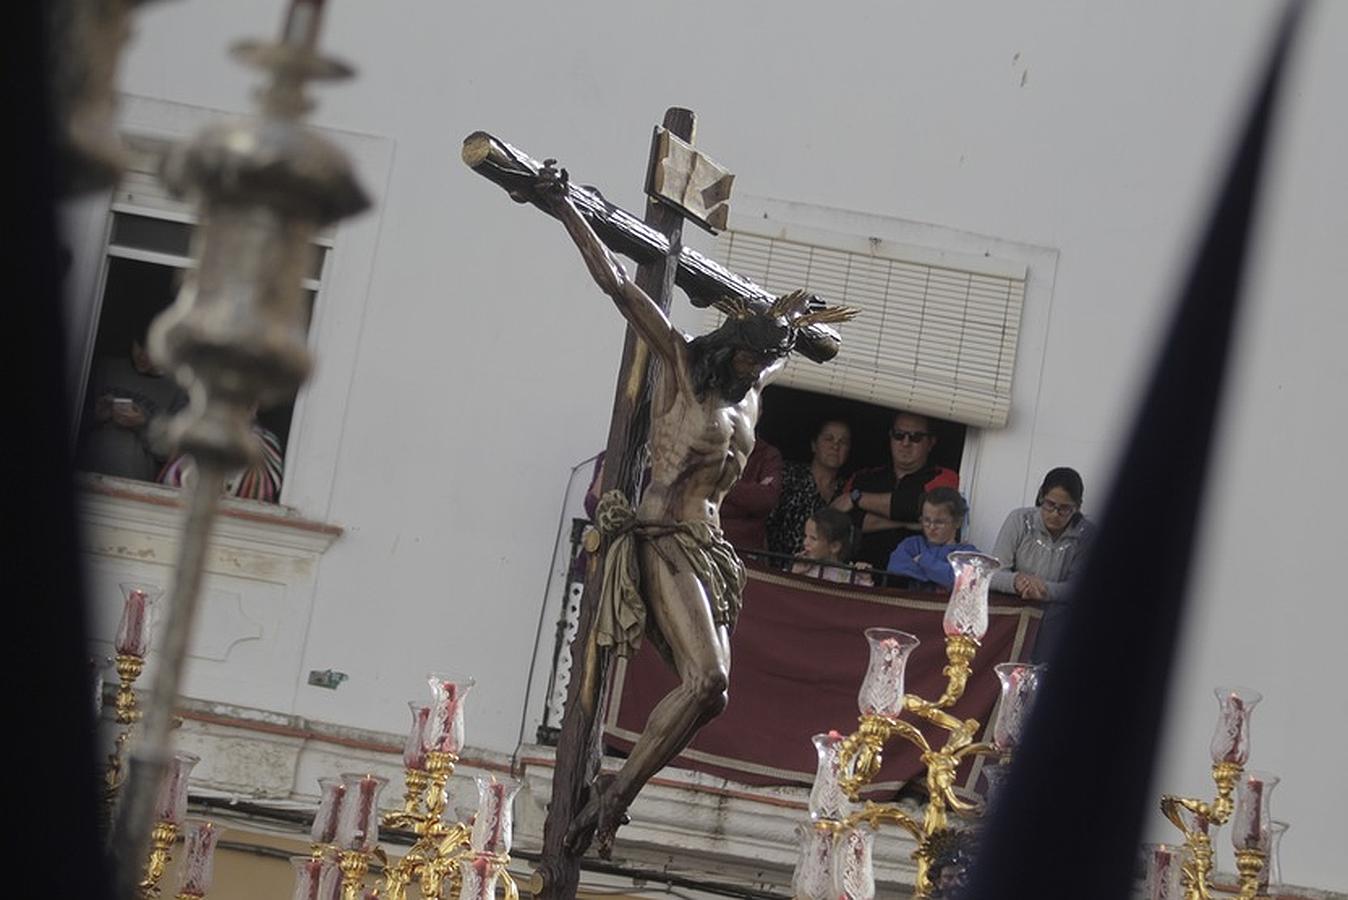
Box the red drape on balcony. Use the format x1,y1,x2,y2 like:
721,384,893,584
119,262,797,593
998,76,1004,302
603,564,1041,793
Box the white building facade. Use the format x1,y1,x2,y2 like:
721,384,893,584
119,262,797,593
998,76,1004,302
70,1,1348,895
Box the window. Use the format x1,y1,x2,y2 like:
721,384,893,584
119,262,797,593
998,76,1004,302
703,221,1028,429
74,135,333,501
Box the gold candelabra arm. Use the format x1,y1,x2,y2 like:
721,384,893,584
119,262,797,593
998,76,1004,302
1210,761,1242,825
837,715,933,797
498,860,521,900
338,849,372,900
382,848,420,900
1234,848,1269,900
114,653,146,724
421,750,459,826
384,767,431,832
843,800,922,840
836,716,888,796
903,696,969,740
953,741,997,762
435,822,471,857
1160,793,1218,899
1161,794,1215,831
934,634,978,709
138,820,179,898
105,730,133,796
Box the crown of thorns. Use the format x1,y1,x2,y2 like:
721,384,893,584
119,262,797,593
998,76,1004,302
712,289,860,331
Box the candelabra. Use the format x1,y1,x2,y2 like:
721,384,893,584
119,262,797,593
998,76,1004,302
297,674,521,900
104,583,162,798
1155,687,1280,900
794,552,1046,899
137,751,201,898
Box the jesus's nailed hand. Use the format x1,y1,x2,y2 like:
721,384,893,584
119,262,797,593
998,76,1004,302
534,158,570,204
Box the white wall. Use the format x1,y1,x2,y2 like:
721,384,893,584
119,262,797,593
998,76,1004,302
102,0,1348,889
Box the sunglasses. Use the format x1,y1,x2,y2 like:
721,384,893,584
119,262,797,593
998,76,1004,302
1040,499,1078,516
890,429,932,443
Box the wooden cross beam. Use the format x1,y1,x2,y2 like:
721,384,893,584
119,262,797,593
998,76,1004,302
461,130,842,363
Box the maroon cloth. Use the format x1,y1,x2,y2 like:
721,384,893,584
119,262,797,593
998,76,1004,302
720,440,784,550
604,563,1041,792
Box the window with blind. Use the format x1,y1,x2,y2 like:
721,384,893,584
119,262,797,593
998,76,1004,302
74,136,334,501
704,226,1028,429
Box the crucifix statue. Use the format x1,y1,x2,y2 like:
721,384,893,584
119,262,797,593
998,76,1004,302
463,109,855,899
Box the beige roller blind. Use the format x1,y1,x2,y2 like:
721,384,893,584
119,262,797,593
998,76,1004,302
703,227,1027,428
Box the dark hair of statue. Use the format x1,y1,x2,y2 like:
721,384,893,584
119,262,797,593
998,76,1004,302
687,314,793,401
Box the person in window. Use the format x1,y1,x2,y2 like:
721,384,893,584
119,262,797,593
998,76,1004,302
77,334,186,481
988,466,1096,662
885,487,978,589
791,507,872,586
832,411,959,569
766,418,851,559
719,436,783,552
157,408,285,503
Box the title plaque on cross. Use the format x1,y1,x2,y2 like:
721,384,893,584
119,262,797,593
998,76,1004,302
463,108,854,900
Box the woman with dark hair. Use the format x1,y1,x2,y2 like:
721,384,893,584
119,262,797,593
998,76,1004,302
766,418,851,557
989,466,1096,661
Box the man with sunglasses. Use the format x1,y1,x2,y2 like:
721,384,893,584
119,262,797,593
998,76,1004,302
833,411,959,569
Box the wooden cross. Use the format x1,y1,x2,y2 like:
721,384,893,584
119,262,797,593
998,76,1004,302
462,108,842,900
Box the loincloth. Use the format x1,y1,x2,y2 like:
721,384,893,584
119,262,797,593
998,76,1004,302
592,490,745,661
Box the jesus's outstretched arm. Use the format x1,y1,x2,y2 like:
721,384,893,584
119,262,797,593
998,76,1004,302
536,163,683,369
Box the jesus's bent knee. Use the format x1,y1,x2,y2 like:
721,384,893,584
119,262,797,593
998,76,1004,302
684,668,729,716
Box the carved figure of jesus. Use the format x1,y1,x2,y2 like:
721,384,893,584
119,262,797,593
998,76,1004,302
535,165,855,855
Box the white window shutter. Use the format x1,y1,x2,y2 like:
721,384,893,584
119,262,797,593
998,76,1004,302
704,228,1027,429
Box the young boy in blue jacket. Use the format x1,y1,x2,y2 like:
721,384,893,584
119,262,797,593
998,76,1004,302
886,487,978,588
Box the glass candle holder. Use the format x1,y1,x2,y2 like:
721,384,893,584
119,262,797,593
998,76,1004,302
792,824,835,900
318,858,344,900
115,582,161,657
807,731,854,822
1209,686,1262,766
289,855,327,900
425,674,475,755
831,824,876,900
470,775,521,855
458,855,498,900
1144,843,1184,900
403,702,432,771
175,820,220,897
857,628,920,718
942,551,1001,642
310,776,346,845
334,773,388,852
1264,819,1288,891
153,751,200,826
1232,770,1279,852
991,663,1046,754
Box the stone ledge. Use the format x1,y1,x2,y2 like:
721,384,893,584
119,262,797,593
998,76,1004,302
77,473,343,557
